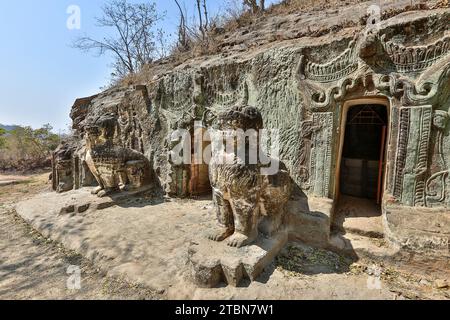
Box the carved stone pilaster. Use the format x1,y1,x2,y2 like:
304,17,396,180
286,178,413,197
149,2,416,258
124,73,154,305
393,105,433,206
309,112,334,198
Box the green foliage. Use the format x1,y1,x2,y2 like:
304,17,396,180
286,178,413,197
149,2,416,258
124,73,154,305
0,124,61,170
0,128,6,149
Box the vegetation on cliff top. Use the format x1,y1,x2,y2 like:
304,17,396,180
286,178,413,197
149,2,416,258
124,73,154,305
70,0,448,87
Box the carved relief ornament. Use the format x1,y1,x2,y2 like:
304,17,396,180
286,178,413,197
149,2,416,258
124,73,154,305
297,32,450,111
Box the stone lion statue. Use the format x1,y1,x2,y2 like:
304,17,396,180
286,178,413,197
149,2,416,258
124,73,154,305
207,105,292,247
84,113,152,197
52,141,77,193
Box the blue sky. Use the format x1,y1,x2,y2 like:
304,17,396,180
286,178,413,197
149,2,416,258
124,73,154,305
0,0,279,133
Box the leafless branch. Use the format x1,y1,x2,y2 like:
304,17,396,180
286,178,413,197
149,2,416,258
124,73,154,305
72,0,164,79
174,0,190,51
243,0,265,13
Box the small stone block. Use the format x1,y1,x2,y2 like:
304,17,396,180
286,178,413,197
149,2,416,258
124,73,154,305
188,231,288,287
59,205,75,215
77,204,90,213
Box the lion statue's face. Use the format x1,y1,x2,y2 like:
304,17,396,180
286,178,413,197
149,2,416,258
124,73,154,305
85,113,118,148
217,105,263,132
213,105,264,157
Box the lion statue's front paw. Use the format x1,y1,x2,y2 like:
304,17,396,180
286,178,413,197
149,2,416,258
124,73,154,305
226,232,257,248
206,227,234,242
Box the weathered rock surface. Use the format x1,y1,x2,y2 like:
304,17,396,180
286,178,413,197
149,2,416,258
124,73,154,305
384,204,450,253
188,231,288,287
15,189,214,293
13,189,449,299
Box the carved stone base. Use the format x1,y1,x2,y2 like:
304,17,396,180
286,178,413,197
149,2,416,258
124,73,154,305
383,204,450,254
188,231,288,288
285,197,333,248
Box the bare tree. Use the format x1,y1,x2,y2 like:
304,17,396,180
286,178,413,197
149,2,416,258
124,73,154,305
243,0,265,13
156,29,169,59
196,0,205,40
196,0,210,41
202,0,209,31
223,0,246,23
174,0,189,50
73,0,164,78
260,0,265,11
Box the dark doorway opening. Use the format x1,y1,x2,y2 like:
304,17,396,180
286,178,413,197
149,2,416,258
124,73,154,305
333,104,388,237
172,127,212,198
189,128,211,197
340,104,388,202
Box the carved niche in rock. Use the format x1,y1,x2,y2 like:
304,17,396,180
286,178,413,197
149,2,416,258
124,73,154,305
206,105,292,248
84,113,153,197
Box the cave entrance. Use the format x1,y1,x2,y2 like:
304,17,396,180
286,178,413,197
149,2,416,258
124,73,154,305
189,127,211,197
333,100,389,237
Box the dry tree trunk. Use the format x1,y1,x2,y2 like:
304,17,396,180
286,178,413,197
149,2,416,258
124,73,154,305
196,0,205,41
174,0,189,50
243,0,264,13
203,0,209,31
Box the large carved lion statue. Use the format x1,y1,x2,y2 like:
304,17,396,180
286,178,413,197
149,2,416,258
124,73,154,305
207,105,292,247
84,113,152,197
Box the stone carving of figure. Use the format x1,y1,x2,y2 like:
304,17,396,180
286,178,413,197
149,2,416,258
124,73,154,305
52,141,76,193
207,105,292,247
425,110,450,207
84,113,152,197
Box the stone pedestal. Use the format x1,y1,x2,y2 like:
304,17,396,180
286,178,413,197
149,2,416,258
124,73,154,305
383,204,450,254
188,231,288,288
285,197,333,248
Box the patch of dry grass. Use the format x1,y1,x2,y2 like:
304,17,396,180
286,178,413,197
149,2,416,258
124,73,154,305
0,172,51,205
120,0,446,88
276,243,354,276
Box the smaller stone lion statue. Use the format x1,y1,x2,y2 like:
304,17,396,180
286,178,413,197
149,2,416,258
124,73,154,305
84,113,152,197
207,105,292,247
52,141,77,193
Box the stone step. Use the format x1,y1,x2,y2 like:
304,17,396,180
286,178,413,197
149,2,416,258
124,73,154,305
188,231,288,288
329,232,397,261
334,220,384,239
333,195,385,239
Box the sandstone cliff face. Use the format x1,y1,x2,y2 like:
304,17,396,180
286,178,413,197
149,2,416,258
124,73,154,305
54,1,450,251
145,5,449,199
64,1,449,198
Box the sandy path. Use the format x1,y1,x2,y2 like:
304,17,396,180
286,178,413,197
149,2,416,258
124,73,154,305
0,172,160,300
0,173,31,186
0,174,29,181
0,206,161,300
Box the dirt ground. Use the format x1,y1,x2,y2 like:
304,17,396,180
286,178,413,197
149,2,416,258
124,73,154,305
0,172,160,300
333,195,384,238
1,172,449,300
